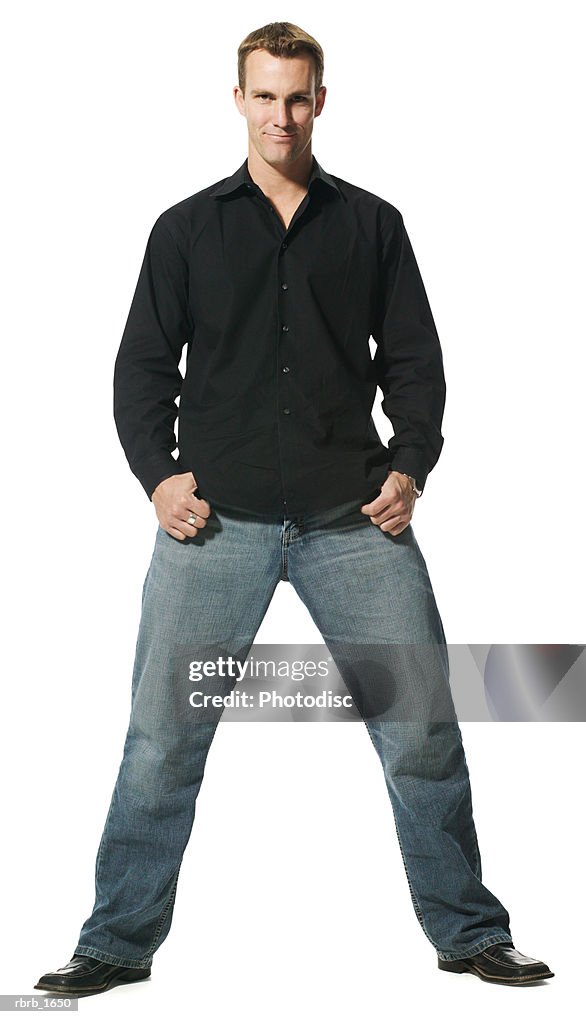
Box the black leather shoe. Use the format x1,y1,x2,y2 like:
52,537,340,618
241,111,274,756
438,942,554,985
34,954,151,996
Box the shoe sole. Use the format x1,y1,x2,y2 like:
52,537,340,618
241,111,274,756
438,960,554,984
34,970,151,996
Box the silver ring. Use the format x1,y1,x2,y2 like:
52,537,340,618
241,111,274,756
187,514,197,525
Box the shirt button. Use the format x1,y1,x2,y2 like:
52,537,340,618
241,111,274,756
281,282,288,290
282,365,290,373
281,241,288,249
281,324,289,332
283,407,291,415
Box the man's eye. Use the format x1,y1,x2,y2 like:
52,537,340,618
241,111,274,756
256,95,307,101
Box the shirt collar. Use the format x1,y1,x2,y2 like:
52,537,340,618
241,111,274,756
211,155,343,200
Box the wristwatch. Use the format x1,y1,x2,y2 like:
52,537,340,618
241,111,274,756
406,475,423,499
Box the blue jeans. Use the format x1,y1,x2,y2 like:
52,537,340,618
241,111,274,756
74,496,513,967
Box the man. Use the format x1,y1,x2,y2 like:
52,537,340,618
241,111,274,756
35,22,553,996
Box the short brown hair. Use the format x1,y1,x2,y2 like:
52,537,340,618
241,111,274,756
237,22,324,96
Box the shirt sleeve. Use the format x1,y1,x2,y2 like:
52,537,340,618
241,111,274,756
372,207,446,495
113,212,193,500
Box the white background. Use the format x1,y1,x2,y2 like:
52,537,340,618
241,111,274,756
2,1,584,1020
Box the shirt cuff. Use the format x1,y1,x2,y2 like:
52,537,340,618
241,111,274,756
133,450,190,501
387,448,429,494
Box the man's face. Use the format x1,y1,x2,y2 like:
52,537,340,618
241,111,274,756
234,49,326,170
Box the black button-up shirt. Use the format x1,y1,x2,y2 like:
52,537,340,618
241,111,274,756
113,155,446,516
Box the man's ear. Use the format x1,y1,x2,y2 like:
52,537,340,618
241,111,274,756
314,86,327,117
233,86,245,116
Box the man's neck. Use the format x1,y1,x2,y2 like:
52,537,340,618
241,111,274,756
246,148,313,200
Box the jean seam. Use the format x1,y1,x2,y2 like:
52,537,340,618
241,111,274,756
93,790,119,890
73,945,153,970
144,867,181,959
75,867,182,969
362,718,437,948
361,717,508,958
437,934,515,961
280,525,289,581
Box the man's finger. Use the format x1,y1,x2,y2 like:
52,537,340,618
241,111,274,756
380,514,406,534
361,497,390,517
165,525,190,541
363,496,401,522
361,485,400,516
187,496,211,520
160,514,199,539
184,508,208,527
368,501,396,521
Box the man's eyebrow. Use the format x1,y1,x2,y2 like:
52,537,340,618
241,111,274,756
249,89,312,97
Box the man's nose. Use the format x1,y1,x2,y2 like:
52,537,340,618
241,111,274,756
272,101,291,126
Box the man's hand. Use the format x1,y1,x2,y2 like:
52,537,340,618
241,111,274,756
360,470,417,536
151,472,211,540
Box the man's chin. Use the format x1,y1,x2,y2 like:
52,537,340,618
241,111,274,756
256,139,303,165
